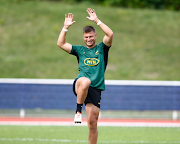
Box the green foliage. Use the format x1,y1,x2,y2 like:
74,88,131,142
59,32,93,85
5,0,180,10
0,1,180,80
103,0,180,10
21,0,180,11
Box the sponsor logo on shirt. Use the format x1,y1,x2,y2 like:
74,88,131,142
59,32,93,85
95,50,99,55
84,58,100,66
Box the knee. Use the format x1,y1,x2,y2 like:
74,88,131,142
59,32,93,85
88,119,98,130
79,77,91,90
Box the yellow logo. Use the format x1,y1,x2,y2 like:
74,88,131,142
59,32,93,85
84,58,100,66
95,50,99,55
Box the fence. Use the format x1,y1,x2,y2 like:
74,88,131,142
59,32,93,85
0,78,180,119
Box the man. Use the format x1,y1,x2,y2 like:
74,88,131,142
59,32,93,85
57,8,113,144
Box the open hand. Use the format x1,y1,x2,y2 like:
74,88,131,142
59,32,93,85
64,13,76,27
86,8,98,21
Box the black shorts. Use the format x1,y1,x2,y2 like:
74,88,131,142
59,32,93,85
73,78,101,108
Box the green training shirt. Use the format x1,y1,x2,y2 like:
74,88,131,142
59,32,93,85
70,42,110,90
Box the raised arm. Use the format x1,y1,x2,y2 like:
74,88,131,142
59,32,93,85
57,13,76,53
86,8,113,47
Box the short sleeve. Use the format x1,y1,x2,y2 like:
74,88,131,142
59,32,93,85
70,45,78,56
99,42,111,51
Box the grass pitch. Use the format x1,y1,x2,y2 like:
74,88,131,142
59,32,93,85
0,1,180,80
0,125,180,144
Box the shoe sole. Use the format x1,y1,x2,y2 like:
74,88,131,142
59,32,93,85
74,121,81,124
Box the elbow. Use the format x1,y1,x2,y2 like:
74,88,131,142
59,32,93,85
107,30,113,39
57,42,63,48
110,31,113,38
57,42,60,47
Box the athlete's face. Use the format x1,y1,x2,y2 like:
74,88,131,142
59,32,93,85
83,31,97,48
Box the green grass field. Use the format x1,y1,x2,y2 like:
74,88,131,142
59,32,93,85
0,126,180,144
0,0,180,80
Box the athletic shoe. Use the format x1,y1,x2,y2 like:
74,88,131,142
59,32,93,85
74,112,82,123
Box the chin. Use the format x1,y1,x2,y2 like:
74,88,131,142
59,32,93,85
86,42,95,48
86,44,93,47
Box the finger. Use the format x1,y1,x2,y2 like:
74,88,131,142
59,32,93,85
87,8,90,12
93,9,96,14
72,14,74,20
87,8,94,15
65,14,67,19
88,8,93,14
89,8,93,13
86,16,90,20
86,9,91,15
70,13,73,19
88,8,92,12
72,21,76,24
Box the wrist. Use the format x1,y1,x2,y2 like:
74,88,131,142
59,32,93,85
94,18,99,24
64,25,69,28
94,18,102,25
62,26,69,32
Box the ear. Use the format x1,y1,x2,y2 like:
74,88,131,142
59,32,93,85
95,33,97,38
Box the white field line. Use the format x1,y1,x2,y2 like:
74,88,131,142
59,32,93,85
0,121,180,127
0,138,180,143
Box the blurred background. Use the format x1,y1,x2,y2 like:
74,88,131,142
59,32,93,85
0,0,180,120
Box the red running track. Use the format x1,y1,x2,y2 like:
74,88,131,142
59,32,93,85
0,117,180,127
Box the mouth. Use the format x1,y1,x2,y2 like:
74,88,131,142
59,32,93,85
85,39,95,47
87,41,92,45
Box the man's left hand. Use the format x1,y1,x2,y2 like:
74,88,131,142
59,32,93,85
86,8,98,21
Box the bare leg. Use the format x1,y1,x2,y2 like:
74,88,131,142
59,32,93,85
85,103,100,144
75,77,91,104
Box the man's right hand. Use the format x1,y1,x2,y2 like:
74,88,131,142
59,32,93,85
64,13,76,27
57,13,75,53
